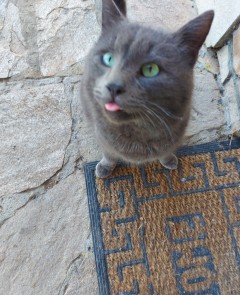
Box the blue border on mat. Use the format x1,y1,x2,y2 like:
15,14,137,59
83,138,240,295
84,161,111,295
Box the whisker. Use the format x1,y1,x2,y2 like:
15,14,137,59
139,110,155,128
143,105,174,144
144,109,170,143
133,99,170,142
146,101,183,121
134,78,145,90
132,94,183,120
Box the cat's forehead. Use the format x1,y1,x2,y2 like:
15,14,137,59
105,22,172,61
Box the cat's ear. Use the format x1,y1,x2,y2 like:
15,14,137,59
174,11,214,67
102,0,126,30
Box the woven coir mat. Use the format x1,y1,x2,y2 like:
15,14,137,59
84,140,240,295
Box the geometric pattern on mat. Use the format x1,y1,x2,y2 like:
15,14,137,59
84,139,240,295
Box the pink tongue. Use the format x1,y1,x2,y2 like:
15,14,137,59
105,102,121,112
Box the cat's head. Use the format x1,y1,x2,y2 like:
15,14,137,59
86,0,214,124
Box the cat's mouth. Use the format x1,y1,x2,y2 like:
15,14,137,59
103,100,136,122
105,101,122,112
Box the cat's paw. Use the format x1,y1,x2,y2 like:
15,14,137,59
160,154,178,170
95,162,116,178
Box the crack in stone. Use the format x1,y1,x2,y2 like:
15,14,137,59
10,29,27,51
57,77,84,180
228,38,240,114
58,253,86,295
0,163,79,229
0,79,83,227
46,6,87,18
15,0,41,77
0,193,36,228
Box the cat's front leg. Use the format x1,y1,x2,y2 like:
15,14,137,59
160,153,178,170
96,153,117,178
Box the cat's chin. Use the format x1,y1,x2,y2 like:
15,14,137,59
103,108,135,123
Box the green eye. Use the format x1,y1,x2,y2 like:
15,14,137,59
102,52,114,67
141,63,159,77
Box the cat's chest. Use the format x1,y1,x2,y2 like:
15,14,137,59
98,122,154,143
96,122,163,159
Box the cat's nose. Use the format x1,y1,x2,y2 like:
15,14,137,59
106,82,125,99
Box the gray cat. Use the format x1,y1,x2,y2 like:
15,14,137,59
81,0,214,178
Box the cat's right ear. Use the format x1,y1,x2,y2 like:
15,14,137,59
174,10,214,67
102,0,126,30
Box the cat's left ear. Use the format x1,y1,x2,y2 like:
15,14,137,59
174,11,214,67
102,0,127,31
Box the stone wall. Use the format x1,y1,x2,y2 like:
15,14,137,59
0,1,101,294
0,0,239,294
195,0,240,137
217,26,240,136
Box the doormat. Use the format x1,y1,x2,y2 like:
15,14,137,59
84,139,240,295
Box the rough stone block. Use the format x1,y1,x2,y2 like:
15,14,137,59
217,44,230,84
224,79,240,135
185,70,226,144
95,0,196,32
127,0,196,30
197,47,219,75
0,0,100,79
195,0,240,48
0,171,98,295
233,26,240,76
0,1,28,78
195,0,214,14
36,0,100,77
0,80,72,197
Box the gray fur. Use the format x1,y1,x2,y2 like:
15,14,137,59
81,0,214,178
